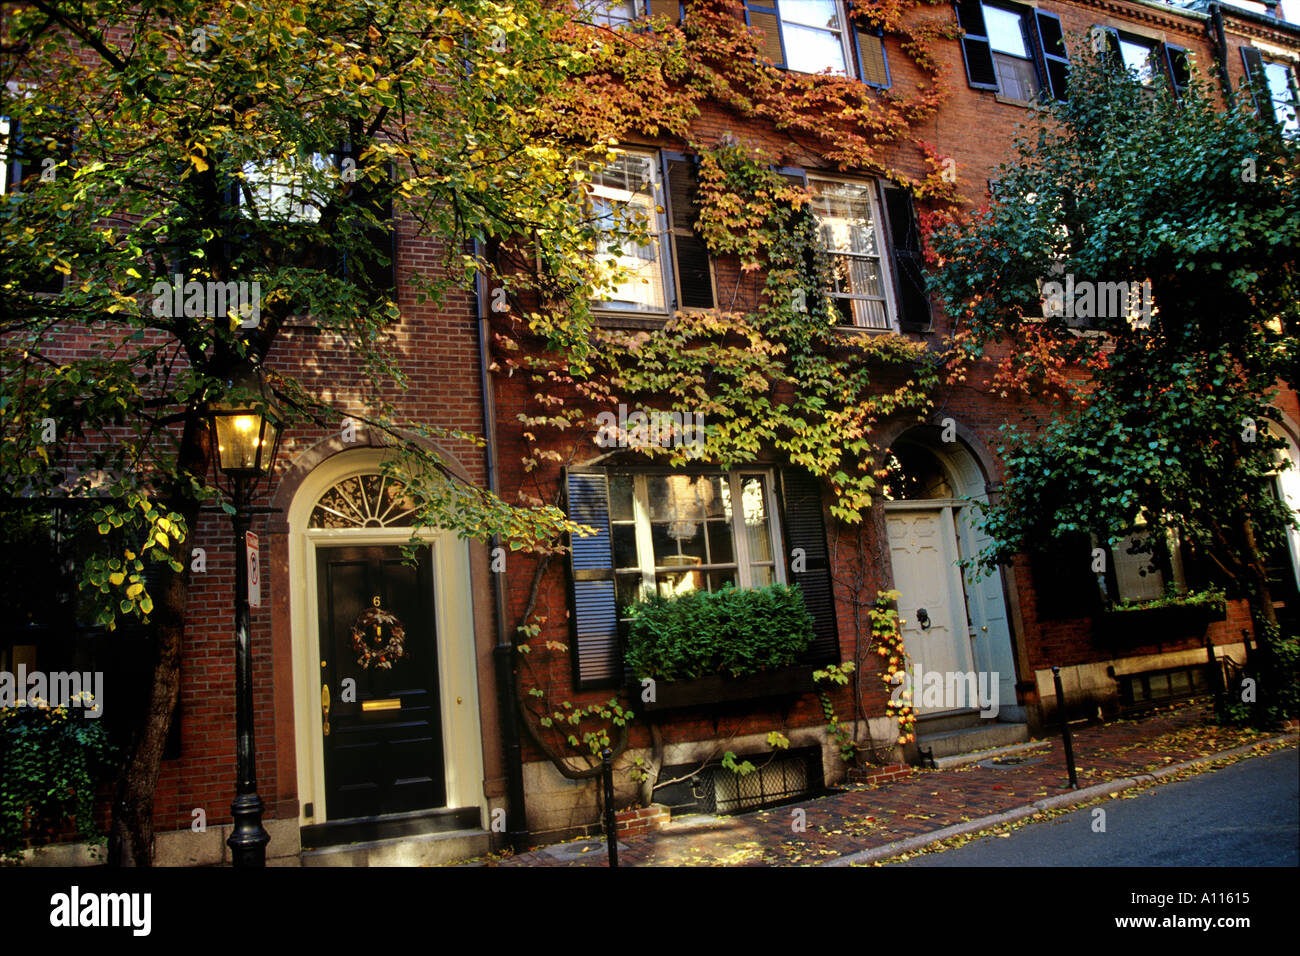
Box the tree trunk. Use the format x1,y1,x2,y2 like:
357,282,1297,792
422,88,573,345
1239,517,1281,720
107,417,208,866
107,551,190,866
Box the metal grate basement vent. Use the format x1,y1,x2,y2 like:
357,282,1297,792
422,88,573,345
653,746,824,816
1116,664,1212,713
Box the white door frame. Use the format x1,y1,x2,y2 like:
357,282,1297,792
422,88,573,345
287,449,486,827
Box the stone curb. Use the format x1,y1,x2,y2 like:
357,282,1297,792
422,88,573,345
821,732,1298,867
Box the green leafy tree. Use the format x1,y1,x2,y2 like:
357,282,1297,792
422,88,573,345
0,0,605,864
928,40,1300,714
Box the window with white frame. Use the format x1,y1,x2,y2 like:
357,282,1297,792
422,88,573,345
742,1,890,86
586,149,671,313
810,178,894,330
778,1,852,76
577,0,642,29
1263,59,1300,136
608,471,783,618
983,3,1040,101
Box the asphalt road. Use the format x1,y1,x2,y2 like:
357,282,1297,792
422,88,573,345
892,746,1299,866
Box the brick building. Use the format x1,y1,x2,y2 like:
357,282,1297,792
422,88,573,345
5,0,1298,864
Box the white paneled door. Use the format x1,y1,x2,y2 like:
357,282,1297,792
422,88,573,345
886,506,976,714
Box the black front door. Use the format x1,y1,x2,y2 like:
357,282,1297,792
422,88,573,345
317,545,446,820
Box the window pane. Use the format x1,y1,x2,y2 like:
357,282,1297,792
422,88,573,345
983,6,1028,57
616,571,644,611
748,565,775,588
851,299,889,329
993,51,1040,101
741,476,773,563
656,568,704,599
1265,61,1300,134
783,24,847,76
1119,39,1156,84
612,522,638,569
647,474,714,522
706,569,737,592
608,473,635,521
780,0,840,29
707,519,735,565
1113,534,1165,603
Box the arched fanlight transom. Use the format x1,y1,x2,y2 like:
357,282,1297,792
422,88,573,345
308,472,418,529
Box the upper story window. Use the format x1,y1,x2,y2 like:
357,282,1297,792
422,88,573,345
1093,27,1192,99
743,1,891,88
238,154,332,223
955,1,1069,102
587,150,670,313
1264,60,1300,135
1243,47,1299,137
810,178,895,331
578,0,642,29
983,4,1041,101
586,147,716,317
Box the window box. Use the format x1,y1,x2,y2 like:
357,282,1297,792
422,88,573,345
1095,592,1228,643
633,664,816,713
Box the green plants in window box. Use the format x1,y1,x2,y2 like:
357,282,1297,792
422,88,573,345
625,583,817,711
1096,587,1228,643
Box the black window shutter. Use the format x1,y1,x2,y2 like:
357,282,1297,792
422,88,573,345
663,153,714,310
779,468,840,666
848,7,890,89
564,469,621,689
331,146,397,297
744,0,786,68
1033,10,1069,101
1164,44,1191,100
1241,47,1276,124
953,0,998,91
879,182,931,333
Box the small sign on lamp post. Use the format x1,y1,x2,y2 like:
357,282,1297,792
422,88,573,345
246,531,260,608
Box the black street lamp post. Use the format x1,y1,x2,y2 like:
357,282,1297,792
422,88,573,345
207,362,282,868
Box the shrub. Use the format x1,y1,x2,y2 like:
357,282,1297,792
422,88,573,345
1,702,117,862
623,583,816,680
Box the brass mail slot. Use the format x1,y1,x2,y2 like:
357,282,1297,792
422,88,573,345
362,698,402,712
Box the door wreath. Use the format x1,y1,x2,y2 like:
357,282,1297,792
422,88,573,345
351,596,407,670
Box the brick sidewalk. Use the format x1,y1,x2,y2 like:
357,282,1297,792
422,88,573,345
464,701,1295,867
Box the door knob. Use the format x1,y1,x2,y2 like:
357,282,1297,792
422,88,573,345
917,608,931,630
321,682,331,737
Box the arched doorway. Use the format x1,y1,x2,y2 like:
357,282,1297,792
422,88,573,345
882,434,1019,719
1264,420,1300,633
285,449,485,831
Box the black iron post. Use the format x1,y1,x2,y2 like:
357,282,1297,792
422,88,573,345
601,747,618,867
1204,632,1225,717
227,478,269,867
1051,665,1078,790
